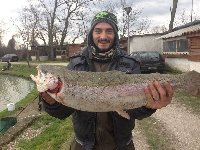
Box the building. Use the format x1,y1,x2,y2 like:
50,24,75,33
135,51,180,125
129,33,163,54
30,43,85,61
159,20,200,72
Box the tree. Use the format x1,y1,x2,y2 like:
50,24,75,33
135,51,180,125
0,21,7,56
17,0,149,59
15,3,42,66
7,36,16,52
174,9,191,27
151,25,167,34
26,0,92,59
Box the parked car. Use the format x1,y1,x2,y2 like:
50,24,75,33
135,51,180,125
1,54,19,62
130,51,165,73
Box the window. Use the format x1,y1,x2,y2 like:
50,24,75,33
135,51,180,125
163,41,176,52
163,39,188,53
177,39,188,52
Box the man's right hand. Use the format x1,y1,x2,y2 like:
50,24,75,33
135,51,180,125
40,92,56,105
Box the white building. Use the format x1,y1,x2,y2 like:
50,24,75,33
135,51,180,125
129,33,163,54
159,20,200,73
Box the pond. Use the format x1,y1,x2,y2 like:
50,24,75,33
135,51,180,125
0,75,34,112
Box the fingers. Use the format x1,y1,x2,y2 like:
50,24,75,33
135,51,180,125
144,80,173,109
40,92,56,105
163,81,174,99
144,86,155,108
148,81,160,101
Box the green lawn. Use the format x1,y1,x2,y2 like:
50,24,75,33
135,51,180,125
0,63,74,149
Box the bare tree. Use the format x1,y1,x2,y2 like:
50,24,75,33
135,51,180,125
0,23,4,50
7,36,16,52
37,0,60,59
174,9,191,27
69,9,92,44
16,0,150,60
14,2,42,65
29,0,92,59
0,21,8,50
17,3,40,45
59,0,90,46
151,25,167,34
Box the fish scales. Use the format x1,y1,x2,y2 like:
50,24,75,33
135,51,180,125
31,64,200,112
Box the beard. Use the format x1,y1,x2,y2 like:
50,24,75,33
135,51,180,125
97,38,113,52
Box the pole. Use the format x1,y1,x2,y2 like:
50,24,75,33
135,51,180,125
191,0,193,22
127,14,130,55
124,6,132,55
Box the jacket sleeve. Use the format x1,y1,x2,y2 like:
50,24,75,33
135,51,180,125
41,96,75,119
127,107,156,120
41,60,76,120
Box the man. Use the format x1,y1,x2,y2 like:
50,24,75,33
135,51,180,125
2,60,12,71
40,11,173,150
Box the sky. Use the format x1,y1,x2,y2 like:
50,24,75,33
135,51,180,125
0,0,199,45
134,0,200,27
0,0,27,44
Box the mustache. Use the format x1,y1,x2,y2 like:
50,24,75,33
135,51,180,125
98,38,110,43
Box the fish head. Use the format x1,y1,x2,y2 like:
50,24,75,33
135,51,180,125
31,67,60,92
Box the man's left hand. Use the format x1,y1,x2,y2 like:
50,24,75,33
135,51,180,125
144,80,174,109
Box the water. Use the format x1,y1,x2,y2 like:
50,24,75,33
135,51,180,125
0,75,34,112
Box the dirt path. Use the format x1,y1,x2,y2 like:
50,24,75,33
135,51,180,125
152,99,200,150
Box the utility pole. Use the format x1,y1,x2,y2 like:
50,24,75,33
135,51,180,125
191,0,194,22
169,0,178,32
124,7,132,55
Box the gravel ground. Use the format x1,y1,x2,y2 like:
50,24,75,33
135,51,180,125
133,121,150,150
152,99,200,150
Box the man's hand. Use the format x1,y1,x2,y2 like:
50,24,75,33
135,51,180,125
144,80,174,109
40,92,56,105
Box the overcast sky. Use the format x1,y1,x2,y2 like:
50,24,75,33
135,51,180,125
0,0,199,44
134,0,200,27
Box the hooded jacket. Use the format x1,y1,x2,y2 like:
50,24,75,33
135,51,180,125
42,47,156,150
42,11,156,150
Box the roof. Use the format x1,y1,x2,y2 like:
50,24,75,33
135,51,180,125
159,20,200,39
130,33,163,38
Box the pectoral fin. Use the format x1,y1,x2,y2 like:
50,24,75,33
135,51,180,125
116,110,130,120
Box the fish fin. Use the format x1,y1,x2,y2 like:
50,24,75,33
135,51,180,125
116,110,130,120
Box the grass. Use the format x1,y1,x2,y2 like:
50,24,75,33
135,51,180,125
174,91,200,115
17,115,74,150
138,117,174,150
0,63,74,149
0,63,37,78
164,64,183,74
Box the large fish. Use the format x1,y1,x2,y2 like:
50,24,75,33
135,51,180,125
30,64,200,113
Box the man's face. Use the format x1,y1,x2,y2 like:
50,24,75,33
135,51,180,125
92,22,115,52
